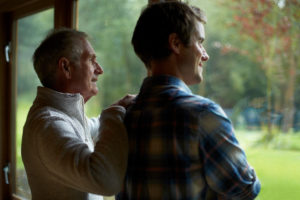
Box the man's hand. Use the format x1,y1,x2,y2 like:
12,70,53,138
112,94,136,109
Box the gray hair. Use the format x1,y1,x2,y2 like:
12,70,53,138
33,28,88,88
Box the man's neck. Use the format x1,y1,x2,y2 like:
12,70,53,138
149,55,181,79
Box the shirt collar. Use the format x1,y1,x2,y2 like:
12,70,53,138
141,75,192,94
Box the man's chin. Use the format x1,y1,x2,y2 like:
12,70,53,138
93,88,99,95
84,90,98,103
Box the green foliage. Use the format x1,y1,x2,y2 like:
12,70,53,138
259,130,300,151
79,0,146,110
16,98,33,169
16,0,299,128
271,133,300,151
17,9,54,96
186,0,269,108
16,9,54,170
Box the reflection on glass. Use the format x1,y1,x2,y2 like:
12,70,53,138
16,9,53,199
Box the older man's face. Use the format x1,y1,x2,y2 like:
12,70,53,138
70,39,103,103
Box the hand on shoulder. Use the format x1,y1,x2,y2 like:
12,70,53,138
112,94,136,109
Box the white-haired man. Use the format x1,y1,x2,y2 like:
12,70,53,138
22,28,134,200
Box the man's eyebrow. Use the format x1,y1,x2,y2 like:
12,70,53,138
89,54,96,59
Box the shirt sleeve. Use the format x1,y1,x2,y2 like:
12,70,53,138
198,104,261,200
35,105,128,196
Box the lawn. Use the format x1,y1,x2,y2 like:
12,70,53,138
249,148,300,200
236,131,300,200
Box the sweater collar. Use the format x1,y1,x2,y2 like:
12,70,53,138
34,86,85,118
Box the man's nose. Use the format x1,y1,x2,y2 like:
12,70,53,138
95,63,103,75
201,48,209,61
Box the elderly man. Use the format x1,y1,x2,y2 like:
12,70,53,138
117,1,261,200
22,28,133,200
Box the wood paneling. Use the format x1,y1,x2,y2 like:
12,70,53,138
54,0,78,29
0,0,54,20
0,0,76,199
0,0,37,12
0,12,13,200
11,0,54,20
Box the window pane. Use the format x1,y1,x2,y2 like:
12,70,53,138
16,8,53,199
80,0,300,200
185,1,300,200
78,0,146,117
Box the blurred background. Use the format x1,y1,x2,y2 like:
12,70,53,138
15,0,300,199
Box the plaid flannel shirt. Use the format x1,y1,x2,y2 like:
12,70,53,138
117,75,260,200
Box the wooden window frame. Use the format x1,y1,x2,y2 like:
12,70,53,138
0,0,78,199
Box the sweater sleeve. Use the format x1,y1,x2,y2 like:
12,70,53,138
87,116,100,143
35,105,128,196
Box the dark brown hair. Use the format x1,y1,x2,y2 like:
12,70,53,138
131,1,206,66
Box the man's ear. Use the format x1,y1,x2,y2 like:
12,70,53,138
58,57,71,79
169,33,181,54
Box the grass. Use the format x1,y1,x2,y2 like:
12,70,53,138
16,98,33,169
236,130,300,200
247,148,300,200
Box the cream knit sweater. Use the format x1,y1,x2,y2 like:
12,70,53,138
22,87,128,200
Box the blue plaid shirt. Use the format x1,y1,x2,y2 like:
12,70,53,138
117,75,260,200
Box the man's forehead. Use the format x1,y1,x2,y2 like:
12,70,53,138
194,21,205,39
82,39,96,56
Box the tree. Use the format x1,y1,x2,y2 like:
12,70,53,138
219,0,300,136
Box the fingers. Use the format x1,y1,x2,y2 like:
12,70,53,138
112,94,137,109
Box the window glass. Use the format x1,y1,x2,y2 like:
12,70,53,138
16,8,54,199
79,1,146,199
79,0,300,200
79,0,146,117
188,1,300,199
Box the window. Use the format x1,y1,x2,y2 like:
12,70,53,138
15,9,54,199
1,1,75,199
78,0,146,116
78,1,146,199
2,0,298,199
78,1,300,200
